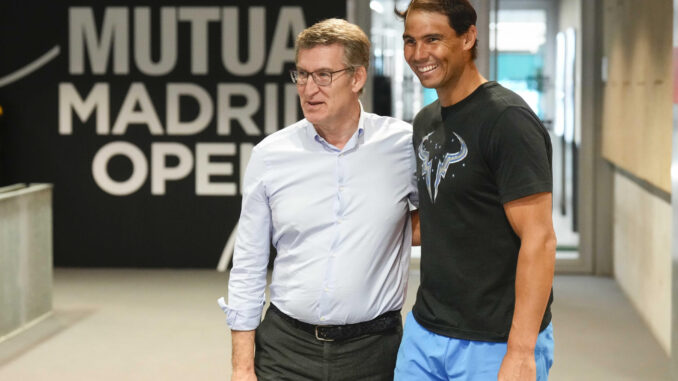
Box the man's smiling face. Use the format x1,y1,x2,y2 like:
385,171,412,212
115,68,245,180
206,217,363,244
403,10,469,91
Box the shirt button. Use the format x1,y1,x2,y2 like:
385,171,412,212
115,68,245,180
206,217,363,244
324,287,329,292
320,317,326,321
339,186,345,192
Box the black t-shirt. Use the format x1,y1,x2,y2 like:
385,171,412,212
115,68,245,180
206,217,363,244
412,81,553,342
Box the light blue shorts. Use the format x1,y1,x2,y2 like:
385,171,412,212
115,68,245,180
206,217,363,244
394,312,554,381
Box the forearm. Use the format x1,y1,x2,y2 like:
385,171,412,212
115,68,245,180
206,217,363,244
411,210,421,246
231,330,256,374
507,233,556,353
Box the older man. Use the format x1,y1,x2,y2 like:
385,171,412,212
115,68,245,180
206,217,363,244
218,19,418,381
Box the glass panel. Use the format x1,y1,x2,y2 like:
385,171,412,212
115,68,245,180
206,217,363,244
370,0,582,264
371,0,424,122
494,4,580,260
495,9,547,117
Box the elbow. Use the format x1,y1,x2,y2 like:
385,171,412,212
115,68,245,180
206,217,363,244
545,230,557,256
521,229,557,264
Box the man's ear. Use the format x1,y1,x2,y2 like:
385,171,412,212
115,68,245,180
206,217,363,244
463,25,477,51
352,66,367,94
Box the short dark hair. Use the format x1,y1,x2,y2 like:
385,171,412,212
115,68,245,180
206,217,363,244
396,0,478,60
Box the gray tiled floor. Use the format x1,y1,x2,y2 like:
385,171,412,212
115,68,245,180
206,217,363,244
0,268,671,380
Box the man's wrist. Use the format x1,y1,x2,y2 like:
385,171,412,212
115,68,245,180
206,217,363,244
506,339,536,355
233,364,255,371
506,332,537,355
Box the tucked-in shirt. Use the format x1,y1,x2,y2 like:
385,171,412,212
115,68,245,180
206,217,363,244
219,105,418,331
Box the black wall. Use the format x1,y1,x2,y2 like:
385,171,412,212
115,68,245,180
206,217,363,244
0,1,346,267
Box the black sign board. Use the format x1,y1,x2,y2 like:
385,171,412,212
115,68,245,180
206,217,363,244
0,1,347,267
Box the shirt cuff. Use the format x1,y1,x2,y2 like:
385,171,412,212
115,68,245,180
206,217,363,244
217,297,264,331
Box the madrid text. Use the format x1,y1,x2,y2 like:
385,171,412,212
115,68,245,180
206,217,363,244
59,6,305,196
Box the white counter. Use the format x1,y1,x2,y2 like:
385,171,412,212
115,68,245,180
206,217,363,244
0,184,53,341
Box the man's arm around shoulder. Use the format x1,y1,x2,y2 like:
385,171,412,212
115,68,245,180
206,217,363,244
411,210,420,246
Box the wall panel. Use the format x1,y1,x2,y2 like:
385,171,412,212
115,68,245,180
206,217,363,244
601,0,673,193
614,172,672,355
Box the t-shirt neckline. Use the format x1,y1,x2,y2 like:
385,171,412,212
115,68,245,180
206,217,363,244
440,81,497,120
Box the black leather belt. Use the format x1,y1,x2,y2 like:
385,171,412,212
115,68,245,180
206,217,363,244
268,303,401,342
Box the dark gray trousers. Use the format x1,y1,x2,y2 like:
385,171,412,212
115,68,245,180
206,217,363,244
254,307,402,381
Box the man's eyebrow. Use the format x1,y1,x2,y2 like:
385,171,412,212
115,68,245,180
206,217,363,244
402,33,443,40
424,33,443,39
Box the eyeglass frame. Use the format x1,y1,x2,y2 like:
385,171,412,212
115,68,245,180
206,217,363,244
289,66,358,86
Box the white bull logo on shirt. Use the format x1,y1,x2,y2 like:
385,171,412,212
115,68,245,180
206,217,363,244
418,130,468,203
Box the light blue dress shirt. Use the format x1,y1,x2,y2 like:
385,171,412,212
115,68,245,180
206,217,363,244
219,105,418,330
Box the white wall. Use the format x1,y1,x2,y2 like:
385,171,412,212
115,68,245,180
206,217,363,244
597,0,674,356
613,173,672,355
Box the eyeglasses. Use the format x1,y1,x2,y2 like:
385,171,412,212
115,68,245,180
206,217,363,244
290,67,356,86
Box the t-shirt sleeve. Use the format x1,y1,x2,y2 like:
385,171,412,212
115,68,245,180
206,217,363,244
485,106,552,204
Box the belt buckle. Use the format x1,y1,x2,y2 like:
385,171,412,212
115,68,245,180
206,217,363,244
314,326,334,342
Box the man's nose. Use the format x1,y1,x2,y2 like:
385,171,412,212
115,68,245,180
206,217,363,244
303,75,320,96
412,43,427,62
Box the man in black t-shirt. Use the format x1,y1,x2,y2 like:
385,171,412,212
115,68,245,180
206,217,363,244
394,1,556,380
